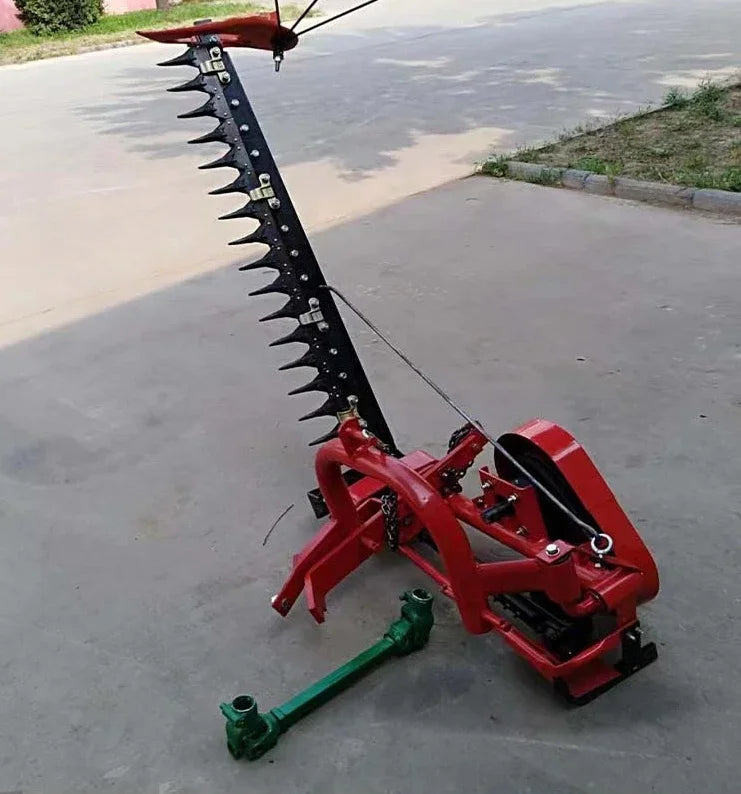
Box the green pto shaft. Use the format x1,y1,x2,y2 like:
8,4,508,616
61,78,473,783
219,589,434,760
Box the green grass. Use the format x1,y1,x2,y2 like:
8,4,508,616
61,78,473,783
0,2,307,64
480,155,509,177
571,156,621,176
483,79,741,193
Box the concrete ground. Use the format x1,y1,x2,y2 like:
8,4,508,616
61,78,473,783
1,0,740,346
1,177,740,793
2,0,741,789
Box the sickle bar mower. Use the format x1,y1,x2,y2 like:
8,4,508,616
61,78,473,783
140,11,659,709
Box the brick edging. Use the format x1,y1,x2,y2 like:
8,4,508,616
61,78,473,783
500,161,741,216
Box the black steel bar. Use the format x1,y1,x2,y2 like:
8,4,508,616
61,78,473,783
184,34,398,452
295,0,380,36
290,0,321,32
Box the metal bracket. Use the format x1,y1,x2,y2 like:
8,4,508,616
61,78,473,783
248,173,276,203
200,47,231,83
299,298,329,331
337,394,360,423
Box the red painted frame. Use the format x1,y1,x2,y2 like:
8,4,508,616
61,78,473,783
139,12,298,52
272,418,659,698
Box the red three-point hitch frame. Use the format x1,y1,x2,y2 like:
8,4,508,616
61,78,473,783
273,418,659,704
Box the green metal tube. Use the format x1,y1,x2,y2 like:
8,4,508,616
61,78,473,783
270,636,397,729
220,588,434,760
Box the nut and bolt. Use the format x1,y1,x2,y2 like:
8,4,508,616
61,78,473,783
230,99,240,107
545,543,559,556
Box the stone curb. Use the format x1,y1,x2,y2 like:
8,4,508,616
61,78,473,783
499,161,741,216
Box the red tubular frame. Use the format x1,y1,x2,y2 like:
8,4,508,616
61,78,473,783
272,418,659,698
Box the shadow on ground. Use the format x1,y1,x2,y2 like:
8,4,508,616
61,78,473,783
1,177,740,793
74,2,741,178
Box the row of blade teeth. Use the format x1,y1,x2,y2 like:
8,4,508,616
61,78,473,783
161,47,340,445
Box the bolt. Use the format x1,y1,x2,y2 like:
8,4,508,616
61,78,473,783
348,395,359,406
481,481,492,490
308,297,320,308
300,274,309,282
545,543,559,556
317,321,329,332
329,347,338,355
219,73,231,84
268,198,281,209
290,249,299,257
230,99,240,107
250,149,260,157
516,526,528,537
280,224,289,232
239,124,249,132
339,372,348,379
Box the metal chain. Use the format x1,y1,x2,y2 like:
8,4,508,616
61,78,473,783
448,422,474,452
381,490,399,550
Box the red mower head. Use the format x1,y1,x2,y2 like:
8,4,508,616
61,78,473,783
137,12,299,53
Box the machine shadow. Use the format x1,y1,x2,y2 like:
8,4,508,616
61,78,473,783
72,4,741,177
